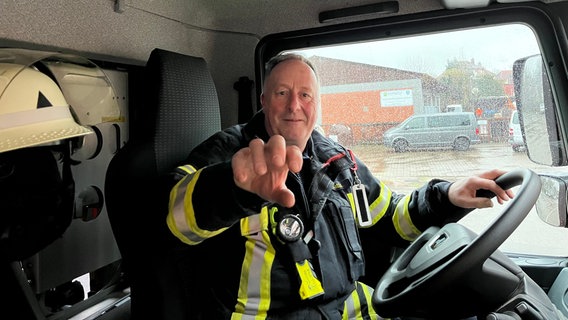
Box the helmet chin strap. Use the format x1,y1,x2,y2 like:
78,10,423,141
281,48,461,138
60,140,76,218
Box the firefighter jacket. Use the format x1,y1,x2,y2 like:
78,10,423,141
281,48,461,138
166,111,471,319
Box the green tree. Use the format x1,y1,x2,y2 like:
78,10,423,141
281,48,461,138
474,72,505,97
438,63,473,110
437,59,505,111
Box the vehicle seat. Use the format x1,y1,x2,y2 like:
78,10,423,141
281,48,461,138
105,48,222,319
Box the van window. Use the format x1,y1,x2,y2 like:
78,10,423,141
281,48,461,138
406,117,425,129
428,115,471,128
286,22,568,256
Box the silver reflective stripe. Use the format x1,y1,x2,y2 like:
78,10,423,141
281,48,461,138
170,171,206,243
168,169,226,244
342,282,379,319
343,288,357,319
392,195,421,241
234,211,274,318
242,214,262,235
177,164,197,175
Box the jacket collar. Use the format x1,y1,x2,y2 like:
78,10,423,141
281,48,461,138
242,110,352,170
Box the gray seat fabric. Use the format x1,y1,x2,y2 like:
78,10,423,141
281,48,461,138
105,48,221,319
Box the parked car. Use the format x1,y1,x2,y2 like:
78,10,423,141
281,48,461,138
382,112,480,152
509,110,526,152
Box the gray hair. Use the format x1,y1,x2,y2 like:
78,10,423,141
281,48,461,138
264,53,319,85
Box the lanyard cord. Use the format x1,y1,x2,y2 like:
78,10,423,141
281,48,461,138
321,149,359,183
347,149,358,171
322,153,345,168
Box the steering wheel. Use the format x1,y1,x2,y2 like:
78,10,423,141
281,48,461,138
372,168,542,318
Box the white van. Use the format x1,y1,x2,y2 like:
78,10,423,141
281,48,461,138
383,112,480,152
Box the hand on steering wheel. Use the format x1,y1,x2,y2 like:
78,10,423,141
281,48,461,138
372,168,542,319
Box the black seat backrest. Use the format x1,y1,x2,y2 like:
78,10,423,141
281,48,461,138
105,48,222,319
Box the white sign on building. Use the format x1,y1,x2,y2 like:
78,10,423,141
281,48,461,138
380,89,414,107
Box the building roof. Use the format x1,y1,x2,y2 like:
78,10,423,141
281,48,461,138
307,55,448,93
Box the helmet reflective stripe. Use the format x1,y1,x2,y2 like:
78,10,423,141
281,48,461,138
0,105,74,129
234,214,275,318
392,194,421,241
166,168,227,245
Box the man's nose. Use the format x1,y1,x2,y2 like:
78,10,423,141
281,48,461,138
287,94,302,112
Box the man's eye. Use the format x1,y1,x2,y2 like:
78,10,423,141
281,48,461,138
277,91,287,96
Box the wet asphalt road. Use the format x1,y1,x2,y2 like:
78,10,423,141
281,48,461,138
350,142,568,256
351,142,540,193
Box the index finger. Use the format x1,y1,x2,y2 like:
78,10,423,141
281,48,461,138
286,145,303,173
250,138,267,175
265,135,287,169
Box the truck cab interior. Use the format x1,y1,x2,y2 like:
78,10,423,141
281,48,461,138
2,1,568,319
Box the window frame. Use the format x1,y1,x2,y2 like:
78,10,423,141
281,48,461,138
254,1,568,257
255,2,568,153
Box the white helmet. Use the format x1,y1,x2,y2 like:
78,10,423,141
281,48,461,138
0,63,93,153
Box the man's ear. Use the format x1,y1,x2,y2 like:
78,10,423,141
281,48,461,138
260,92,266,108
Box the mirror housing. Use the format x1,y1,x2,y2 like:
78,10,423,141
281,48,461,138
536,174,568,227
513,54,567,166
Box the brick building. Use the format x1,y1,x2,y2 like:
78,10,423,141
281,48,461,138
308,56,450,144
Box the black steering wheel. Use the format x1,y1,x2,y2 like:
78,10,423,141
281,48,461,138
372,168,542,318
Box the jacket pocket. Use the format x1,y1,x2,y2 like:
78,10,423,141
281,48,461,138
315,197,365,296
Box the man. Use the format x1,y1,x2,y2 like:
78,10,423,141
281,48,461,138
166,53,512,319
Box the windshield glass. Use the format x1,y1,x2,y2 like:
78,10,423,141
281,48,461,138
290,23,568,257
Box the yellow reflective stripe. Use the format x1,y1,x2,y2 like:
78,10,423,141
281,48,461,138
166,169,227,245
392,195,421,241
234,213,274,319
360,283,375,315
177,164,197,175
369,181,392,224
258,231,274,314
347,192,356,219
342,282,379,319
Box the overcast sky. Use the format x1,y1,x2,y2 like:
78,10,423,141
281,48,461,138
296,24,540,77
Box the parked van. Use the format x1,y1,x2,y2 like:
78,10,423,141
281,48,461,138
383,112,480,152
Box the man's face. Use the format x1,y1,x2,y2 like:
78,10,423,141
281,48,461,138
261,59,320,151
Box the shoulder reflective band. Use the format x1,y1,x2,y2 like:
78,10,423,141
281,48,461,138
277,214,304,242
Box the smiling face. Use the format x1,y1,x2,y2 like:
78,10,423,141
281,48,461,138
261,58,320,151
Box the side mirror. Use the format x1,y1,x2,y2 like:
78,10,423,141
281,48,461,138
536,174,568,227
513,54,567,166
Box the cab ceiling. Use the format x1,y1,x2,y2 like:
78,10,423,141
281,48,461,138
121,0,446,39
121,0,565,40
